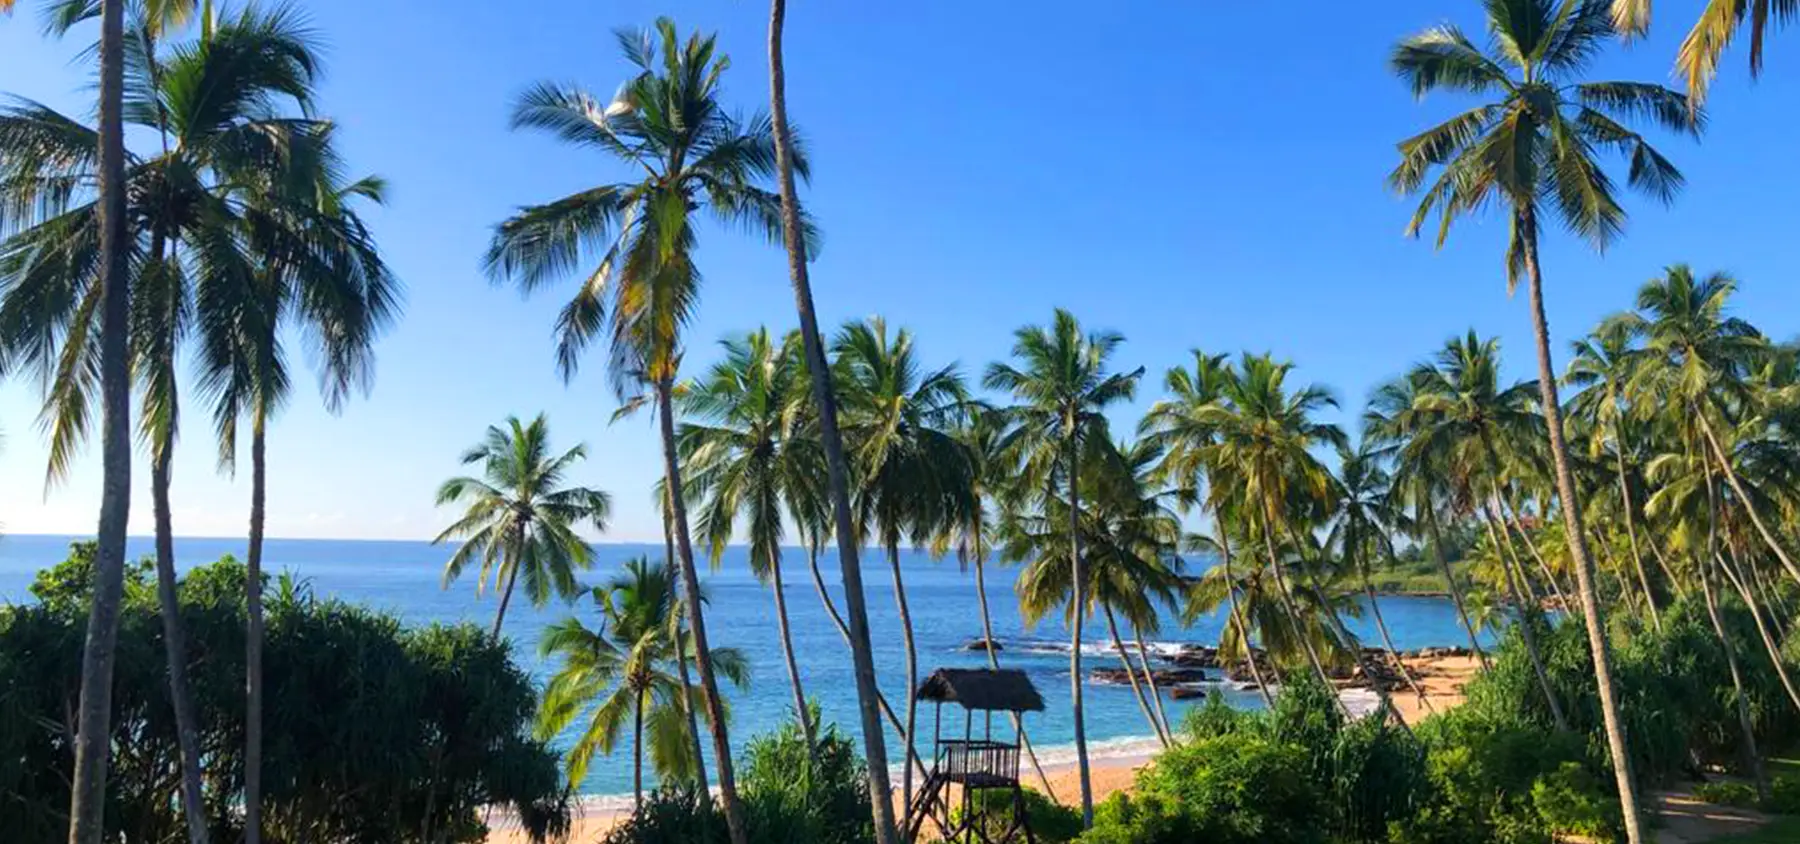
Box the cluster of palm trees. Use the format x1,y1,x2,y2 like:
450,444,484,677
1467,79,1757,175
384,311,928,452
0,4,397,843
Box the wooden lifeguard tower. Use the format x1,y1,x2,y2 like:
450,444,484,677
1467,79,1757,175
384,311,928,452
904,668,1044,844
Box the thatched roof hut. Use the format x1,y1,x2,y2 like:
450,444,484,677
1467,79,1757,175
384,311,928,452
916,668,1045,713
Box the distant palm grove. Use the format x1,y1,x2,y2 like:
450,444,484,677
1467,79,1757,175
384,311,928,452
2,1,1799,844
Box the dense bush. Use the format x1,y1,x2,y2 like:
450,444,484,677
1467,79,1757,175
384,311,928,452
0,544,568,844
953,787,1083,844
739,711,874,844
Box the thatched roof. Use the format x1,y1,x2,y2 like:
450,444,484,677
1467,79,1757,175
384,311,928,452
916,668,1044,712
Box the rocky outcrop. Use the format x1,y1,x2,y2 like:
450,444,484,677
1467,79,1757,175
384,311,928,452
962,638,1004,652
1090,667,1210,686
1170,686,1209,701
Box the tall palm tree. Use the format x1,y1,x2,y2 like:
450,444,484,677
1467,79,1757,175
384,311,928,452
680,328,817,748
766,2,899,837
537,557,749,806
1391,3,1700,834
833,316,972,814
1140,352,1278,705
1608,0,1794,107
983,308,1141,827
1390,332,1567,730
433,414,613,637
0,0,138,837
1327,442,1435,713
941,408,1057,794
1620,267,1798,585
4,9,366,841
1566,320,1663,630
1002,437,1183,747
484,22,795,841
1197,354,1349,698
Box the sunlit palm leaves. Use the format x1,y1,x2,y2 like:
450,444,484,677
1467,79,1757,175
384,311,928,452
536,558,748,792
433,414,612,637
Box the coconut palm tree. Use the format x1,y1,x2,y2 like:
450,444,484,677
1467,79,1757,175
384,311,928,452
2,0,156,837
1391,2,1700,833
832,316,972,814
1619,267,1799,586
537,557,749,805
1391,332,1567,730
983,309,1141,827
1608,0,1794,107
1327,442,1435,712
434,414,613,638
4,10,376,840
1196,353,1349,703
765,2,898,837
484,21,797,840
1002,437,1183,746
1567,320,1664,629
679,327,818,748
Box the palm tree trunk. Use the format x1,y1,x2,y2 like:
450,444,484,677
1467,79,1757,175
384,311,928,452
1133,633,1176,744
767,6,898,839
886,540,921,818
1699,414,1800,588
634,690,645,808
1715,551,1800,714
491,561,520,641
245,412,269,844
1701,554,1770,801
1425,506,1489,668
1219,529,1276,709
1259,499,1345,710
1615,449,1662,632
805,546,931,783
67,1,132,841
972,552,1057,798
1519,214,1645,844
1363,549,1434,717
1102,607,1168,748
656,379,747,844
1481,503,1568,731
768,548,815,747
152,438,211,844
666,491,708,789
1644,524,1690,602
1065,439,1094,827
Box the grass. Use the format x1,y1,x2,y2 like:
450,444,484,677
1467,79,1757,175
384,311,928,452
1711,817,1800,842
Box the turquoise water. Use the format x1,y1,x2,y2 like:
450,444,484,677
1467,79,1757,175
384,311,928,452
0,534,1488,800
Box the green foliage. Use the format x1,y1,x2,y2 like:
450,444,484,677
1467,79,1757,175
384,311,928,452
599,787,724,844
0,550,568,844
953,788,1083,844
739,712,873,844
1693,780,1760,808
1530,762,1624,841
1395,708,1608,844
1767,776,1800,815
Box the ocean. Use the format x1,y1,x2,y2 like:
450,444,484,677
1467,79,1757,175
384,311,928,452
0,534,1489,802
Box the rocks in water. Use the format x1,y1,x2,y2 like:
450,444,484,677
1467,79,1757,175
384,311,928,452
1408,646,1472,659
962,638,1004,652
1171,686,1209,701
1089,667,1210,686
1168,646,1220,668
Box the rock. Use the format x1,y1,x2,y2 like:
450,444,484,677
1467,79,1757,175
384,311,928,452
1171,686,1209,701
1089,667,1210,686
963,638,1004,652
1169,649,1220,668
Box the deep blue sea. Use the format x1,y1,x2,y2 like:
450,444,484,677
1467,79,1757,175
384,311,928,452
0,534,1488,801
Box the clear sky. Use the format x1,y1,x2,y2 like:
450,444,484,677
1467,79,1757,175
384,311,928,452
1,1,1796,543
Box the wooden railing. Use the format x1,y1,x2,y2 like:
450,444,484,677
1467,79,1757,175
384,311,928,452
933,739,1020,786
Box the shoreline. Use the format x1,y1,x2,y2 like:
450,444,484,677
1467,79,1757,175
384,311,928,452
484,653,1482,843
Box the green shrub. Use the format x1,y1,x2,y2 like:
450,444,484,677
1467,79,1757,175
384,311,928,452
1531,762,1622,840
1328,713,1426,843
599,787,724,844
1693,780,1761,809
953,787,1082,844
1138,733,1328,844
1182,691,1260,740
739,711,873,844
0,549,568,844
1077,793,1191,844
1767,776,1800,815
1394,708,1601,844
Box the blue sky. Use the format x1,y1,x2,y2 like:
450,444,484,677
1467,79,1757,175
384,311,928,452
2,1,1796,543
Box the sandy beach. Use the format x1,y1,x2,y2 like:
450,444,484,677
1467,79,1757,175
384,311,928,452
484,653,1482,843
